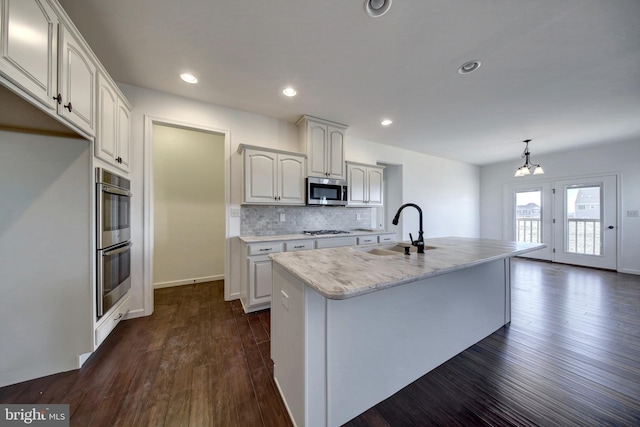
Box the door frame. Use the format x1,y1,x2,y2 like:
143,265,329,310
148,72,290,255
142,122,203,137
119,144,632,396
142,115,231,316
552,174,619,270
503,172,621,271
503,181,553,260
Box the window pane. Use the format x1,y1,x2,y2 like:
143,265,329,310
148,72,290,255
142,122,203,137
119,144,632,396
566,186,601,255
515,190,541,243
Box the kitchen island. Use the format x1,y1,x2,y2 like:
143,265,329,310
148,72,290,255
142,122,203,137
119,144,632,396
269,237,545,427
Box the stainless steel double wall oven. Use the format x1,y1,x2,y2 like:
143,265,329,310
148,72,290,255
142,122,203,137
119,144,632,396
96,168,132,317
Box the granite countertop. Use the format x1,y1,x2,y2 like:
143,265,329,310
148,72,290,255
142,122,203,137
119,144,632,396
269,237,546,300
239,230,394,243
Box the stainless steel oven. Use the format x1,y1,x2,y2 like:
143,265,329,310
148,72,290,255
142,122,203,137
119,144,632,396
306,177,348,206
97,168,131,249
97,241,132,317
96,168,132,317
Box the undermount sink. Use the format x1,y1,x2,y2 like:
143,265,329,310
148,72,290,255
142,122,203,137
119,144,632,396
355,243,437,256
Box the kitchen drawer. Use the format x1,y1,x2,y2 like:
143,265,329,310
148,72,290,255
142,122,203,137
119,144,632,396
315,236,358,249
378,234,396,243
95,294,130,347
285,240,314,252
247,242,283,255
357,236,378,245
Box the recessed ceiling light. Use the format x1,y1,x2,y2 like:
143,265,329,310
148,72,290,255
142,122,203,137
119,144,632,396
180,73,198,84
381,119,393,126
365,0,392,17
283,87,297,97
458,60,481,74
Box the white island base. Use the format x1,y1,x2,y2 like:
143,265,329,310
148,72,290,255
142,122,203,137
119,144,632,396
271,257,512,427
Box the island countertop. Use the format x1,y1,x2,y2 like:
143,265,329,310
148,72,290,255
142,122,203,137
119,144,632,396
269,236,545,300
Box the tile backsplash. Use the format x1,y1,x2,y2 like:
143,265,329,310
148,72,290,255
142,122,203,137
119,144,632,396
241,205,375,236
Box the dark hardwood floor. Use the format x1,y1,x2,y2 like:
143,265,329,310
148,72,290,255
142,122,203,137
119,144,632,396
1,259,639,426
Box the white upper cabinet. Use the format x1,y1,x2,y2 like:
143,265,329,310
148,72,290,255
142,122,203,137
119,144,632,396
240,145,306,205
297,115,347,180
0,0,59,110
96,72,131,171
57,23,95,136
346,162,384,206
1,0,129,143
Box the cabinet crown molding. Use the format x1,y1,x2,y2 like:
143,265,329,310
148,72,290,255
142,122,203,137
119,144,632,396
345,161,386,169
295,115,348,130
237,143,306,157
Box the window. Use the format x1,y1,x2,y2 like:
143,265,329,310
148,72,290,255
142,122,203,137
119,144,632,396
515,190,542,243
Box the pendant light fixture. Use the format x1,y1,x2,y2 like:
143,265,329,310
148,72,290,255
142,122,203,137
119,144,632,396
514,139,544,177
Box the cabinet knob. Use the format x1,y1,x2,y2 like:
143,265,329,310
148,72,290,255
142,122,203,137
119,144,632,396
64,102,73,112
53,93,62,104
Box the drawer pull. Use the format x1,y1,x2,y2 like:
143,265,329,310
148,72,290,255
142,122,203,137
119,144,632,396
114,313,124,322
259,248,273,252
294,245,305,248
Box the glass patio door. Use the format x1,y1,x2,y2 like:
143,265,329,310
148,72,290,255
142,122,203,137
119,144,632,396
553,175,617,269
506,182,553,260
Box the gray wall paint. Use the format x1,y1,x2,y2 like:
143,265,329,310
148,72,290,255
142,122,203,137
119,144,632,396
0,131,92,387
480,139,640,275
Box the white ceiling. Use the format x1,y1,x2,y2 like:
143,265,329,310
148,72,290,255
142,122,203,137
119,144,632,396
58,0,640,165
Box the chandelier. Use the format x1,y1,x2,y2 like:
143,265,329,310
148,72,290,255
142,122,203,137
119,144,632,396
514,139,544,177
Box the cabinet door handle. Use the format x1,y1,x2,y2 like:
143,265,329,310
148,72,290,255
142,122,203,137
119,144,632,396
53,93,62,104
114,312,124,321
64,102,73,112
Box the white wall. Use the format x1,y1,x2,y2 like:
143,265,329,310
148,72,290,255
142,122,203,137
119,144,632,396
153,124,226,287
480,139,640,274
347,136,480,240
119,84,300,314
0,131,92,387
120,84,481,316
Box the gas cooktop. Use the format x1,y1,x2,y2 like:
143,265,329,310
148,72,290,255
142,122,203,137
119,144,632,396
302,230,351,236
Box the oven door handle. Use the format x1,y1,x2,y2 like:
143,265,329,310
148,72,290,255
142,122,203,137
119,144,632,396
101,185,132,197
103,242,133,256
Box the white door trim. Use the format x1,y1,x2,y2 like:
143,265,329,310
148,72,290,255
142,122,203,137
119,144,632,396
142,115,232,316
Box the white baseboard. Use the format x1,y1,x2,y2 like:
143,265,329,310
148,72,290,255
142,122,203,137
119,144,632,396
227,291,241,301
78,352,92,368
154,275,224,289
125,308,146,320
619,268,640,275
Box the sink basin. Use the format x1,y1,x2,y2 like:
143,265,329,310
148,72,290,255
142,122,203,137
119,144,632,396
355,243,437,256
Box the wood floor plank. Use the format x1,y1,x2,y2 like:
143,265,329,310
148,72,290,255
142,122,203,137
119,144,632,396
2,265,639,427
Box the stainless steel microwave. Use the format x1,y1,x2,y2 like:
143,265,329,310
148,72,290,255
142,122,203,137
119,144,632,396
307,177,348,206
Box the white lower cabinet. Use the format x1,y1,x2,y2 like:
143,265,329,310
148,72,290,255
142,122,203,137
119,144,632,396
242,242,283,312
241,233,395,313
249,256,274,307
94,293,129,348
315,236,358,249
378,233,396,243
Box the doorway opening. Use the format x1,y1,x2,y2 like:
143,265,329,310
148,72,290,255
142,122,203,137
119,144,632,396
143,117,231,316
152,124,225,288
505,174,618,270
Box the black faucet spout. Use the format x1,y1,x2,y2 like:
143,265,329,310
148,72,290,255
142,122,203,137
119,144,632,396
391,203,424,254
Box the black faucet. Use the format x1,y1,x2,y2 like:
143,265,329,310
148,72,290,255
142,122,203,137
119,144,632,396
392,203,425,254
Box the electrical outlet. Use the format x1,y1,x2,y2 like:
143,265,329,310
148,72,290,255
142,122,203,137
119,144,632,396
356,213,361,221
280,213,286,222
627,210,639,217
